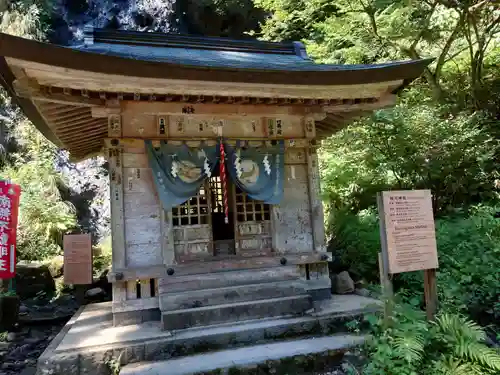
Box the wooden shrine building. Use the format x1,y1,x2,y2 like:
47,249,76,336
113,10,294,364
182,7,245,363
0,28,429,329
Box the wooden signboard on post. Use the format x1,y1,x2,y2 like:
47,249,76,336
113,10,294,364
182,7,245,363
63,234,92,285
377,190,439,320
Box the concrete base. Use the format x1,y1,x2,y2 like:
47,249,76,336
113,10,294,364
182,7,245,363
37,295,381,375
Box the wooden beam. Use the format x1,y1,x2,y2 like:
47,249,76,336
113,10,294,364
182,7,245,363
103,137,311,149
55,117,105,130
322,94,396,113
107,253,331,282
121,101,325,117
59,129,107,143
91,105,121,118
50,111,91,125
55,119,106,135
18,85,104,107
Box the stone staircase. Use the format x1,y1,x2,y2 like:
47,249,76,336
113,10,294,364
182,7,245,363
36,295,381,375
160,280,313,330
158,267,316,331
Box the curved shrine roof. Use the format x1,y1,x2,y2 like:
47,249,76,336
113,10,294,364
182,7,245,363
0,28,432,160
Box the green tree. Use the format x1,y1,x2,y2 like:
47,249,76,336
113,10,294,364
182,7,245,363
320,105,498,214
0,1,78,261
256,0,500,106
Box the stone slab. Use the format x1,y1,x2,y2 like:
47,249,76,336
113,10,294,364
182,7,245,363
159,280,307,311
54,303,171,352
313,294,382,317
37,295,381,375
161,295,312,330
120,335,365,375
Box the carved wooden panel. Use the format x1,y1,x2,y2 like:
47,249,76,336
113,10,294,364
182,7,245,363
168,115,264,138
173,225,211,243
174,241,211,262
237,221,271,236
264,116,304,138
238,237,272,250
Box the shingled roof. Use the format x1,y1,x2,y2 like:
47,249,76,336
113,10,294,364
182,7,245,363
75,28,423,73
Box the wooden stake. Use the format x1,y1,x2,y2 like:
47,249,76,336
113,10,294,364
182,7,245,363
377,193,394,327
378,252,394,327
424,268,438,320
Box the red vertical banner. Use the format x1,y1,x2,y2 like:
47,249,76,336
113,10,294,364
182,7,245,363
0,181,21,279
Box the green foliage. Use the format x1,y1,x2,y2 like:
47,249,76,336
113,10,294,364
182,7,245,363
0,121,77,260
320,104,499,215
362,305,500,375
93,236,112,276
329,205,500,323
0,1,78,261
256,0,500,107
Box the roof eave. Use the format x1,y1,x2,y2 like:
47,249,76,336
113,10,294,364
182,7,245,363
0,33,433,87
0,56,62,147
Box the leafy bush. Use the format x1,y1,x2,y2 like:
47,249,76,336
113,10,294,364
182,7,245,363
93,236,112,276
361,305,500,375
0,121,77,261
328,205,500,324
320,105,499,215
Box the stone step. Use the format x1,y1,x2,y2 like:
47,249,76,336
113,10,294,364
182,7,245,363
161,295,312,330
120,334,365,375
37,296,381,375
158,266,301,294
159,280,308,311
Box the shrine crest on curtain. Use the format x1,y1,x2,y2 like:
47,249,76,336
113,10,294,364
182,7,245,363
145,140,285,211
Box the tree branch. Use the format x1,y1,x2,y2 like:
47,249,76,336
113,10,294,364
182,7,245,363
434,14,464,81
410,1,439,51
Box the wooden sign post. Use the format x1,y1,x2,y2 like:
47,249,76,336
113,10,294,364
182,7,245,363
64,234,92,305
377,190,439,320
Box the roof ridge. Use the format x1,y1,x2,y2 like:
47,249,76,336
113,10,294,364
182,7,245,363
84,27,302,56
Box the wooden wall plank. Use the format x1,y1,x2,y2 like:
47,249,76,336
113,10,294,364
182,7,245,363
122,113,156,138
127,242,163,268
140,279,152,298
126,280,137,300
109,146,126,269
161,209,175,266
273,164,313,254
307,149,326,252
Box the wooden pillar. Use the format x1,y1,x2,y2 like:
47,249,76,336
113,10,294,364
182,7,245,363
306,146,326,253
107,113,127,309
161,209,175,265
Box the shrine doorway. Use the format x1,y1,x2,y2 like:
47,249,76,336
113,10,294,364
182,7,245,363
208,170,236,256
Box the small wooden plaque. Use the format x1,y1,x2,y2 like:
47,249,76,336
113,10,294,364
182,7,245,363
64,234,92,285
379,190,439,274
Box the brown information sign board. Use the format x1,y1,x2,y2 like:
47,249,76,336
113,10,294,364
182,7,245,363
379,190,439,274
64,234,92,285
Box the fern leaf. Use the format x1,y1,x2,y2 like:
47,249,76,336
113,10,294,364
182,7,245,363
452,340,500,372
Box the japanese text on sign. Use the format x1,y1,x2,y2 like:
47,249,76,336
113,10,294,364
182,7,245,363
64,234,92,285
0,181,21,279
380,190,439,274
